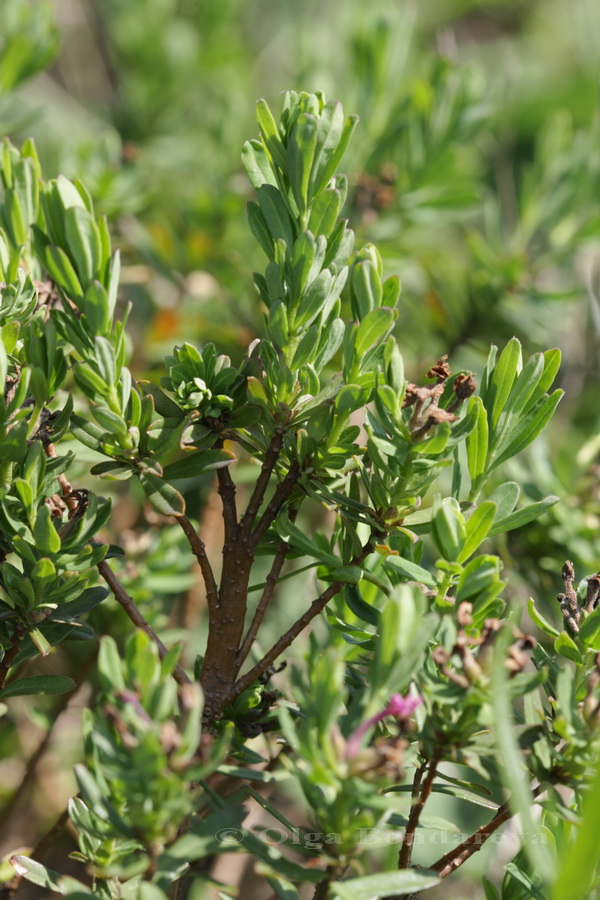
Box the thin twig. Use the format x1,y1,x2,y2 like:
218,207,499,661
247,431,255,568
225,539,376,706
177,515,219,613
240,430,284,537
250,460,300,547
312,866,340,900
235,538,290,676
98,560,190,685
431,783,546,879
398,749,442,870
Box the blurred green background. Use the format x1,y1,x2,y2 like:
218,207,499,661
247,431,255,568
1,0,599,896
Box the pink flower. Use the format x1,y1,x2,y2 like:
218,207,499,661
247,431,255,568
346,693,422,759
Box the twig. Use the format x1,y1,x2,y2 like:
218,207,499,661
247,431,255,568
240,430,284,537
216,462,239,547
225,539,376,706
177,515,219,613
250,460,300,547
398,749,442,870
98,560,190,685
234,537,290,676
312,865,340,899
431,783,546,879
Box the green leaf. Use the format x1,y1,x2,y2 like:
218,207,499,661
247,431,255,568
242,138,277,191
275,515,339,566
527,598,560,639
0,675,75,700
432,501,466,562
487,481,520,520
258,184,294,250
490,390,563,470
354,307,395,358
488,495,559,537
288,112,318,214
162,449,236,480
64,205,102,284
335,384,368,416
524,348,561,414
351,260,381,319
487,337,522,434
308,187,342,237
554,631,583,664
83,281,110,335
94,337,116,388
578,607,600,650
9,857,65,893
383,555,437,588
457,501,496,563
97,636,125,692
248,202,274,260
466,396,488,493
140,471,186,516
33,502,61,554
46,244,84,301
295,269,333,329
138,381,183,419
331,869,440,899
256,98,287,171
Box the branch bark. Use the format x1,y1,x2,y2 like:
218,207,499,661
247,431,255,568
240,429,284,537
234,536,290,678
177,515,219,613
398,749,442,870
201,457,301,719
225,538,376,708
249,460,300,548
98,560,190,685
430,783,547,879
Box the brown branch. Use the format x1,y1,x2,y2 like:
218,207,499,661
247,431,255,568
398,749,442,870
312,866,340,900
177,515,219,613
98,560,190,685
225,539,376,707
234,536,291,677
250,460,300,548
431,783,546,879
216,462,239,547
240,429,284,537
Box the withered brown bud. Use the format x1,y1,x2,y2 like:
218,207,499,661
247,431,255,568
453,373,476,402
456,602,473,628
585,575,600,614
562,560,575,583
426,408,459,425
402,383,419,408
427,355,451,383
432,646,450,666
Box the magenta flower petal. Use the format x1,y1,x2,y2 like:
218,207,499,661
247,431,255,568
384,693,422,718
346,692,422,759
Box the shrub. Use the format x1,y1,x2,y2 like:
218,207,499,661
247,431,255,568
0,87,598,900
